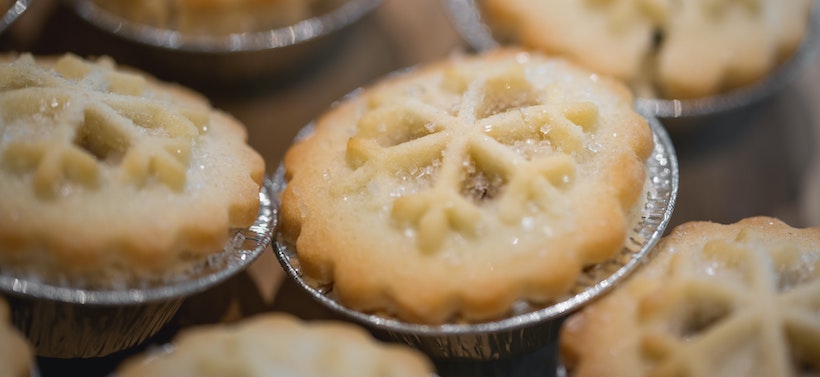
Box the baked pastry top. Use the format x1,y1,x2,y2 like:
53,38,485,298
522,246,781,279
560,217,820,377
116,313,434,377
91,0,320,35
0,53,265,288
481,0,814,99
0,296,32,377
279,48,654,324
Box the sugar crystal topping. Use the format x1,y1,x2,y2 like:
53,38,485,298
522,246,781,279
0,54,209,199
638,227,820,376
342,63,600,252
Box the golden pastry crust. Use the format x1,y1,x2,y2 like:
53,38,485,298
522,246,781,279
116,313,435,377
0,53,265,288
91,0,319,35
482,0,664,89
280,48,654,324
656,0,813,98
0,296,32,377
481,0,814,99
560,217,820,377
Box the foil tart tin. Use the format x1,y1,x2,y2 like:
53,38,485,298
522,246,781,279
443,0,820,120
272,112,679,361
67,0,383,87
0,177,276,359
0,0,31,34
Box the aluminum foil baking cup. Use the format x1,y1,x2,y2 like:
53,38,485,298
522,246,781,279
67,0,383,87
0,178,276,359
0,0,31,34
272,112,679,361
443,0,820,120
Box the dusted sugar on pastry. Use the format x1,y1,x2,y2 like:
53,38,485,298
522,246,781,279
116,313,435,377
480,0,814,99
560,217,820,377
0,296,32,377
0,53,265,288
91,0,320,35
279,48,654,324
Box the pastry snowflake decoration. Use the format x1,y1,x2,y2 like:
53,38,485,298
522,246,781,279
0,54,264,287
561,217,820,377
1,55,209,197
280,49,653,324
345,65,599,252
481,0,814,98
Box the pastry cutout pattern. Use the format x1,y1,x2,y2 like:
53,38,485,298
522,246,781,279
560,217,820,377
0,53,265,288
639,229,820,376
280,49,653,324
0,54,207,198
345,65,596,252
481,0,814,98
